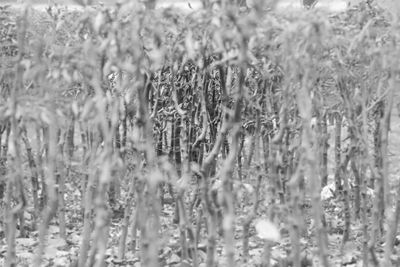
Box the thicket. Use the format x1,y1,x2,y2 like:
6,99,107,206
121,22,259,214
0,1,400,266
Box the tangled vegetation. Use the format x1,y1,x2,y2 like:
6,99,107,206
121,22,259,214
1,1,400,266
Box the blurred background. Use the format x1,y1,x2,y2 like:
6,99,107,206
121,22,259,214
0,0,364,12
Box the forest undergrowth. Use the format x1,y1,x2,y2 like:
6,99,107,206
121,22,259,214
1,1,400,266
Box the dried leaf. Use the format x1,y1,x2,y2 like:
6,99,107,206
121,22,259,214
93,12,105,33
255,219,281,242
321,183,335,201
243,183,254,194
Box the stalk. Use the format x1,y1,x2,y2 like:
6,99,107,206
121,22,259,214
319,113,328,187
33,119,58,266
77,142,99,267
5,5,28,266
117,176,136,260
334,113,342,192
382,84,395,266
297,72,329,267
20,125,39,229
